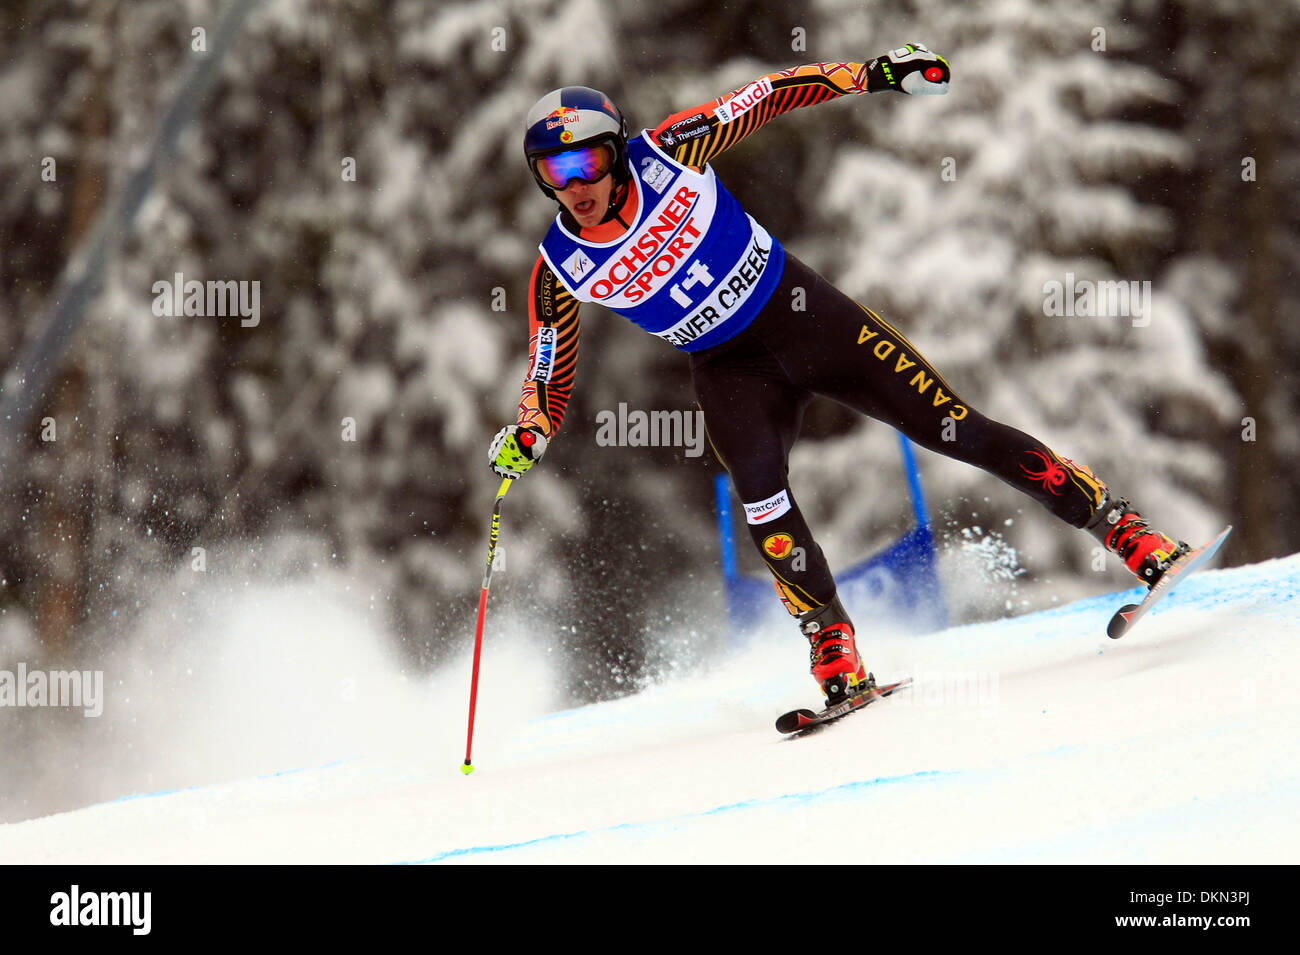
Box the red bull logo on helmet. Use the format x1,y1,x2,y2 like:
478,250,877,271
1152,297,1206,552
545,106,581,130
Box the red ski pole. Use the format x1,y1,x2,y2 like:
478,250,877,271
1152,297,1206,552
462,476,513,774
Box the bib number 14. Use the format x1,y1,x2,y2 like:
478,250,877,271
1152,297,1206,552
668,260,714,307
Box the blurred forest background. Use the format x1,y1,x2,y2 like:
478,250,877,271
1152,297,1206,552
0,0,1296,794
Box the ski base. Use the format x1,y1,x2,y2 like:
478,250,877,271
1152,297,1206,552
1106,525,1232,639
775,677,913,735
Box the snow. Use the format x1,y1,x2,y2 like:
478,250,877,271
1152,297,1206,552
2,552,1297,864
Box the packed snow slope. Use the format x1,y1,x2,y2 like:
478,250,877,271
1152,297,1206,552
3,554,1297,864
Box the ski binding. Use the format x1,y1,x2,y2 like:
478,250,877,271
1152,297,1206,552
1107,525,1232,639
775,676,913,735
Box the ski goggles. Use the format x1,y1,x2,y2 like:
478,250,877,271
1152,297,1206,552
531,142,616,190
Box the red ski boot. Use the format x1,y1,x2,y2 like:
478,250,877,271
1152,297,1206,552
1087,495,1188,587
798,596,869,703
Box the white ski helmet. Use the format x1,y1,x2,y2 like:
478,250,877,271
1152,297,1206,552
523,86,630,200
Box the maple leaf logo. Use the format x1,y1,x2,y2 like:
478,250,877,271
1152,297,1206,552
762,533,794,560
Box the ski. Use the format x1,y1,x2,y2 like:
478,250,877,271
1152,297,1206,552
1106,525,1233,639
775,676,913,735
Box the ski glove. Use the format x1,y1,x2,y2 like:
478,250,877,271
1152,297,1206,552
489,424,548,479
866,43,950,94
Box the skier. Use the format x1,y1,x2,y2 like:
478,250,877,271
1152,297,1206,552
489,45,1187,703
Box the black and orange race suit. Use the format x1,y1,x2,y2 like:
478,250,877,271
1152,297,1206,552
515,62,1107,615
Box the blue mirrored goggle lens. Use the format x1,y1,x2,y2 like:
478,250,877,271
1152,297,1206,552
534,143,614,189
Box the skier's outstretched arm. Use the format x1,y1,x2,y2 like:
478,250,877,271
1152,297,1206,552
650,43,950,167
516,255,579,440
490,255,580,478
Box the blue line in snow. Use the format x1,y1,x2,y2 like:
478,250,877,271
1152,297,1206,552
106,758,356,805
400,769,957,864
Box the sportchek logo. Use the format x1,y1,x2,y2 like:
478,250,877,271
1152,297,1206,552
714,77,773,124
588,184,705,304
744,489,791,525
